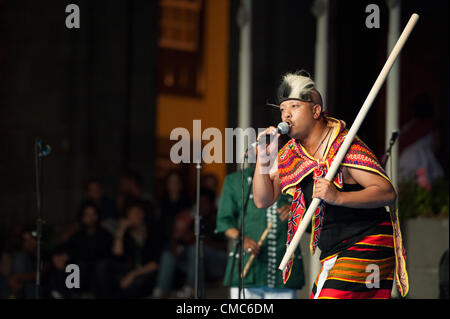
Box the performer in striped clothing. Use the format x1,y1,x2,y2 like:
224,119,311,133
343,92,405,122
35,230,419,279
252,70,408,299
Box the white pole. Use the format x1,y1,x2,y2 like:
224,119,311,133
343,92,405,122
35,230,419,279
310,0,330,293
386,0,401,188
279,13,419,271
312,0,329,110
237,0,252,160
386,0,401,298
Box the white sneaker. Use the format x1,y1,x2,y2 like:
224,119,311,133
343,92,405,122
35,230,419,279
176,285,193,298
152,287,164,298
51,290,63,299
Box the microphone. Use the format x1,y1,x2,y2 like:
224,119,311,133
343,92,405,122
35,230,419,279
36,139,51,157
390,129,400,142
380,129,400,168
249,122,290,149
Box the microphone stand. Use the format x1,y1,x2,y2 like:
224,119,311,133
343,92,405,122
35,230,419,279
238,144,258,299
194,154,204,298
238,154,247,299
34,138,50,299
227,160,252,293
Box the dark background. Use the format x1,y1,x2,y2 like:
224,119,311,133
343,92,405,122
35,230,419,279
1,0,448,231
0,0,158,229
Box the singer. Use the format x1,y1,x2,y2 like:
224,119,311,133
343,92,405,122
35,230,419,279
252,70,408,299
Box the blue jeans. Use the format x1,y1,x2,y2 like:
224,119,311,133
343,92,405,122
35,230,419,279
0,274,11,298
12,252,36,299
155,245,195,293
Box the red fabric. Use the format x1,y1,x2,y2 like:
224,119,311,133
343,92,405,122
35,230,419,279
355,235,394,248
315,288,392,299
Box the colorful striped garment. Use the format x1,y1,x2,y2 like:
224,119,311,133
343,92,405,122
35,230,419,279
311,221,395,299
278,116,409,298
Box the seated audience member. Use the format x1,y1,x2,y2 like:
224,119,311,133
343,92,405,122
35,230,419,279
46,201,113,298
159,170,192,244
151,171,192,298
198,188,228,282
96,201,161,298
83,178,118,234
45,246,71,299
153,189,227,298
8,229,46,299
116,169,159,222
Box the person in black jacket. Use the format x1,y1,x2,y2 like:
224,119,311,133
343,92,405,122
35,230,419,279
96,200,161,298
68,201,113,295
47,201,113,298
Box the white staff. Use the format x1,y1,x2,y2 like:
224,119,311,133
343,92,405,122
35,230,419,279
279,13,420,271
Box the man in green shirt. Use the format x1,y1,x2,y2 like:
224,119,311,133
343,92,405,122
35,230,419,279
216,166,305,299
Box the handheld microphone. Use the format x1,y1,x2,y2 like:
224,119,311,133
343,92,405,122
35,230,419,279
249,122,290,149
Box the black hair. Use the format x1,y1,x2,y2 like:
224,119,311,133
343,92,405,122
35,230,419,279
200,188,216,204
201,173,219,187
164,169,185,190
77,200,100,223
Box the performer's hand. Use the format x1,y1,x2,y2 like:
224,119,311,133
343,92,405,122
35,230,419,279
243,237,260,256
312,178,341,205
276,204,290,221
255,126,280,159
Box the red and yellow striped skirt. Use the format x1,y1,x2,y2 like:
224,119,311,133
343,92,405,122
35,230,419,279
311,221,395,299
